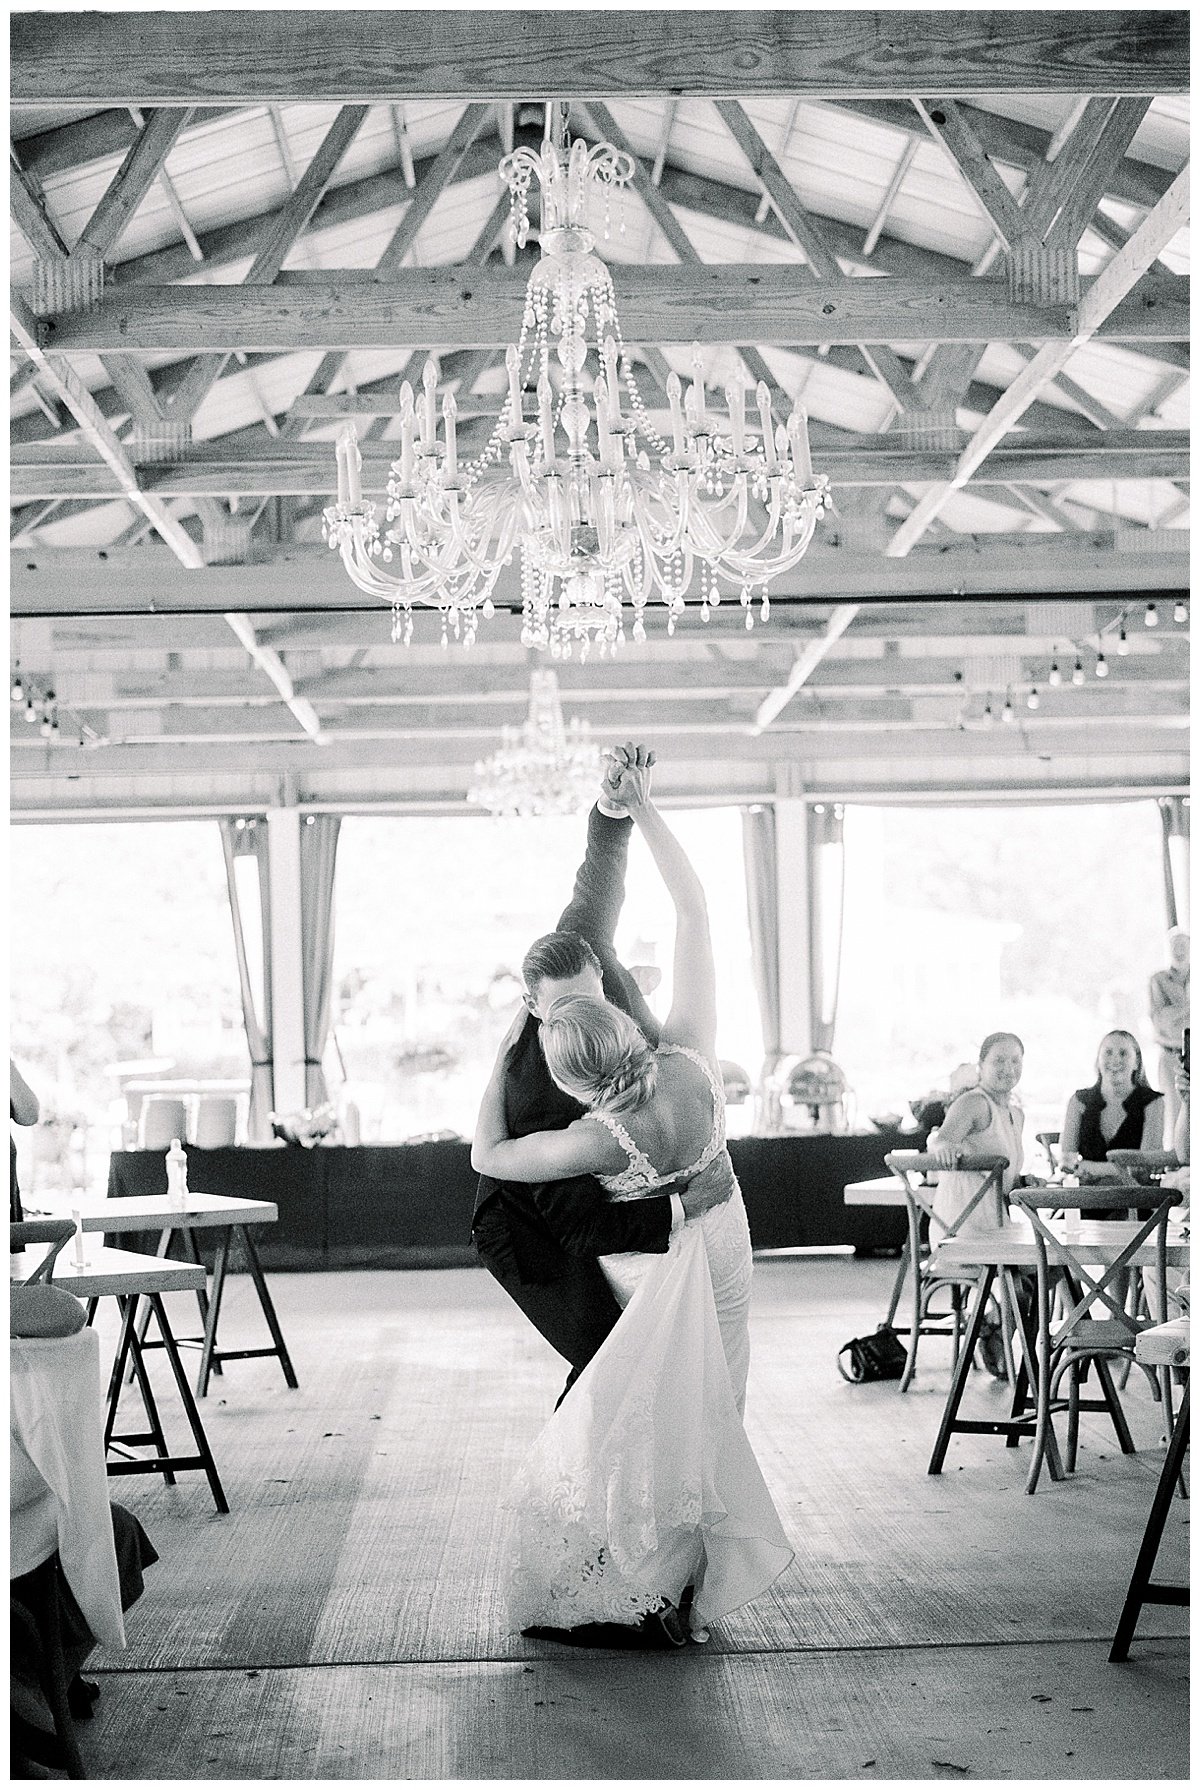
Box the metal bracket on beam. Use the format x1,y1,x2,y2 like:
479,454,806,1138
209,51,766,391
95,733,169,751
32,251,105,316
1008,237,1080,305
131,419,193,461
202,517,255,565
894,409,962,452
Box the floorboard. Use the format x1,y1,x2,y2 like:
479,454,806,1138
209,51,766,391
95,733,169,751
71,1257,1188,1779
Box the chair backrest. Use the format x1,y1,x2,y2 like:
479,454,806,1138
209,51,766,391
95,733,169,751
193,1095,237,1148
1010,1185,1183,1348
9,1219,75,1286
885,1151,1009,1245
1106,1148,1180,1183
140,1096,189,1150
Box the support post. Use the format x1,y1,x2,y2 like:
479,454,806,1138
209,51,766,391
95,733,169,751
266,806,306,1118
774,796,813,1060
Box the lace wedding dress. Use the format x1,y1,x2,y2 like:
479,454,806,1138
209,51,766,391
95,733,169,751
506,1045,794,1631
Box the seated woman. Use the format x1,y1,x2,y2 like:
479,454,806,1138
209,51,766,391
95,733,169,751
927,1031,1026,1236
1060,1029,1164,1177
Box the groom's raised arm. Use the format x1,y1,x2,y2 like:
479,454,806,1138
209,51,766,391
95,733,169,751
554,802,659,1042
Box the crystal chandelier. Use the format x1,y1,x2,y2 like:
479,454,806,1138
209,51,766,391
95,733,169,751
468,669,601,817
323,103,831,658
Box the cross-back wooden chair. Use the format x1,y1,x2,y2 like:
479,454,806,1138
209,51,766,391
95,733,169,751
884,1151,1015,1392
1009,1184,1184,1486
11,1218,75,1284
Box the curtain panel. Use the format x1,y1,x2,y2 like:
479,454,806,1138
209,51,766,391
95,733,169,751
299,815,342,1108
1159,795,1191,930
807,802,846,1057
218,818,273,1141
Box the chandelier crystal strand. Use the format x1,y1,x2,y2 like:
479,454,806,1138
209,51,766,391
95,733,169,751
323,116,831,652
467,669,602,817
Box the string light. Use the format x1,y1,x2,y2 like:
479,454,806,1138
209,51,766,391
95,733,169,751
1072,658,1085,686
1095,651,1108,678
982,697,994,726
1145,602,1158,627
1001,694,1015,724
1027,687,1040,710
1117,624,1128,655
1048,659,1062,687
1174,599,1188,624
10,666,23,704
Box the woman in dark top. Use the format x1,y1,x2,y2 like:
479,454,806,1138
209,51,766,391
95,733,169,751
1060,1029,1165,1167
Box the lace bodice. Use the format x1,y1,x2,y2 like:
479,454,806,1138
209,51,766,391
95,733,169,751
591,1044,726,1199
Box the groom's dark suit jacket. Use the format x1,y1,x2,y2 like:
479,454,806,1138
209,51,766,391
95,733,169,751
471,805,675,1285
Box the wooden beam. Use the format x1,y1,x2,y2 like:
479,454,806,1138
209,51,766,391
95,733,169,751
1020,97,1118,241
752,606,861,731
1047,97,1155,250
13,104,238,181
911,98,1026,247
33,269,1188,352
10,160,69,260
1005,483,1090,533
222,612,323,739
713,100,842,278
1012,345,1126,431
74,107,193,261
10,535,1188,624
9,291,204,569
13,12,1188,103
166,103,372,423
11,432,1187,502
863,138,920,257
97,353,166,428
887,162,1191,557
374,102,488,275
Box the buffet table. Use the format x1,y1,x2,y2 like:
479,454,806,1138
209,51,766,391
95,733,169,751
107,1131,914,1270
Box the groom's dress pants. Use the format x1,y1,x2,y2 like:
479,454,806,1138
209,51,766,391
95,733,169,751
473,1212,624,1405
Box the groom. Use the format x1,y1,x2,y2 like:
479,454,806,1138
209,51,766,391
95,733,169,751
472,744,730,1405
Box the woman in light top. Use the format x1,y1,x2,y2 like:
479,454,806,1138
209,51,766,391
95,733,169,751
1060,1029,1164,1175
927,1031,1025,1235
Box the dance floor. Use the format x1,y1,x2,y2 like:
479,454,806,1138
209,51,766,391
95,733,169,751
81,1257,1188,1780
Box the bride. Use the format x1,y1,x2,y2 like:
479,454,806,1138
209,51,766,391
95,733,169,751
472,755,793,1644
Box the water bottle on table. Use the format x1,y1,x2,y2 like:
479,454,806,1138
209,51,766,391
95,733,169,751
166,1137,189,1210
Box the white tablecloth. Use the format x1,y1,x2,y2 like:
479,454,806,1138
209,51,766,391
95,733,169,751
10,1327,125,1648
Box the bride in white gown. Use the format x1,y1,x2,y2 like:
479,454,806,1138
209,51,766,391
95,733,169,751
472,760,793,1643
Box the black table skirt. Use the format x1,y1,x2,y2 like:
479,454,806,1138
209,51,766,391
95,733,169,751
107,1131,914,1270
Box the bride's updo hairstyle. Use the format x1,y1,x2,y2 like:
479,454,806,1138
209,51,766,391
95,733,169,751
540,994,658,1117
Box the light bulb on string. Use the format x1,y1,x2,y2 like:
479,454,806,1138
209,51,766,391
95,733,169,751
1072,657,1085,686
1027,687,1040,710
24,696,38,723
982,697,994,726
1145,602,1158,627
1048,659,1062,687
1095,651,1108,678
1174,600,1188,624
39,712,54,738
1117,624,1128,655
10,668,23,704
1001,694,1015,724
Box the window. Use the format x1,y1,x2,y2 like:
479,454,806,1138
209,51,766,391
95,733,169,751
835,800,1171,1144
10,821,245,1193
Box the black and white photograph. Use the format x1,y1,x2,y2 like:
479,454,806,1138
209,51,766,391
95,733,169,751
9,5,1190,1781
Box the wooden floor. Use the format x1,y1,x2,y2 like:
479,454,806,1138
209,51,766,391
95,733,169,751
72,1256,1188,1780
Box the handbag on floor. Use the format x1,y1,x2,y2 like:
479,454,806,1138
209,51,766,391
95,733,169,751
837,1323,908,1383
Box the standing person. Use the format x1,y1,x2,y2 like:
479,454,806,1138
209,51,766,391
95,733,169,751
473,761,792,1644
1060,1030,1164,1168
471,746,730,1410
1149,927,1190,1135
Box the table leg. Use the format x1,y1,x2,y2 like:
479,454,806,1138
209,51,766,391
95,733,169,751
196,1232,231,1399
148,1293,229,1515
126,1227,175,1383
928,1267,994,1475
177,1226,223,1378
1023,1261,1064,1494
103,1296,139,1452
238,1224,299,1390
1109,1379,1190,1663
111,1296,176,1486
1093,1352,1136,1455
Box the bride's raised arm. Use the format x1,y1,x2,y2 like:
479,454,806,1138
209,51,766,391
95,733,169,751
607,747,717,1056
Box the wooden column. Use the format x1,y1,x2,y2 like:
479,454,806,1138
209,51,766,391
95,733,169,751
266,804,307,1118
774,797,813,1060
